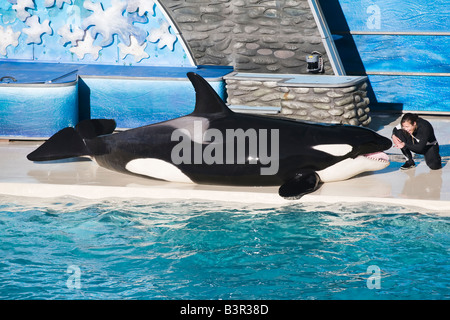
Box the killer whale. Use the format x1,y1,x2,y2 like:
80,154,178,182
27,72,392,199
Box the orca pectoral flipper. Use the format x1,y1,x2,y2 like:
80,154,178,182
278,172,322,200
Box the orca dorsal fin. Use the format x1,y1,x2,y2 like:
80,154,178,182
187,72,233,115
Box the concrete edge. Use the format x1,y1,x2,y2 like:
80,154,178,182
1,182,449,215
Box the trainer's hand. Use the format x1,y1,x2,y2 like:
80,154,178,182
392,135,405,149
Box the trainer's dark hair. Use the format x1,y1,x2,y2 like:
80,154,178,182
401,113,419,124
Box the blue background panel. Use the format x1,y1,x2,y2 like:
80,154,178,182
324,0,450,33
369,75,450,112
338,35,450,74
0,84,78,138
320,0,450,113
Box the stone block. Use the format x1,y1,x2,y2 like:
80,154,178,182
313,87,329,94
343,103,355,110
261,93,281,102
356,101,368,109
335,96,354,107
313,103,331,110
280,108,294,115
311,110,331,120
340,86,358,93
281,92,296,100
293,109,309,116
357,108,365,117
358,114,368,122
297,95,331,103
326,90,344,98
348,118,360,126
343,110,357,119
281,100,312,109
291,87,310,94
328,108,344,116
361,117,372,126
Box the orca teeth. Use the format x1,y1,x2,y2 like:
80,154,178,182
363,152,390,163
367,157,390,163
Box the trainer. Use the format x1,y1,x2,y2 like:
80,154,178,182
392,113,442,170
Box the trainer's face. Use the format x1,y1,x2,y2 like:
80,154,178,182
402,120,417,135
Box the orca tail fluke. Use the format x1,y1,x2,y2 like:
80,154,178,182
27,119,116,161
27,127,89,161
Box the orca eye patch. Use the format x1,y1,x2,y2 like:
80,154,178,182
312,144,353,156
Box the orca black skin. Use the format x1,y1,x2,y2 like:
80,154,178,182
27,72,392,199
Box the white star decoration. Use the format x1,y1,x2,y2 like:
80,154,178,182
23,15,52,45
148,21,177,51
127,0,156,16
58,23,85,46
12,0,35,22
4,0,182,63
118,36,149,62
70,32,102,60
0,26,21,56
83,0,137,47
45,0,73,9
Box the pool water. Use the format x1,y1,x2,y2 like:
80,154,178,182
0,196,448,300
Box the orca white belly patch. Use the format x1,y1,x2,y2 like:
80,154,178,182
125,158,194,183
312,144,353,156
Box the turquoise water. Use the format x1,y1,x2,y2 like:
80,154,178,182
0,196,448,300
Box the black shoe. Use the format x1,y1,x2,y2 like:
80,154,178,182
400,160,416,170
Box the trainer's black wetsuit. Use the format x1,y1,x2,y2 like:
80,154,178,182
392,117,441,170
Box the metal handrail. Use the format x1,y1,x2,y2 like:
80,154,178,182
0,76,17,83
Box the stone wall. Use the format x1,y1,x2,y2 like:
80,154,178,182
225,75,371,126
159,0,333,74
280,82,371,126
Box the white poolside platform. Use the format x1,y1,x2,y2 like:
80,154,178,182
0,114,449,213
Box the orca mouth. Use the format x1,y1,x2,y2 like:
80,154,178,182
362,152,390,163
